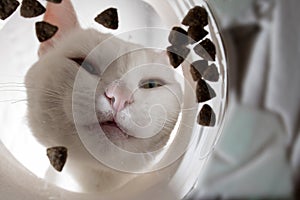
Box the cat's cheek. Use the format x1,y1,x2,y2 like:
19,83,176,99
116,107,164,139
62,92,74,123
95,95,112,115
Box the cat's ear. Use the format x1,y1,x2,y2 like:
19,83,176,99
38,0,80,56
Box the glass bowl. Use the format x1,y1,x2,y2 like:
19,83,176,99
0,0,227,199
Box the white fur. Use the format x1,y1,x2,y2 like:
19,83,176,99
25,14,183,194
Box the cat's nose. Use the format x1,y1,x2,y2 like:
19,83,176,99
105,82,134,112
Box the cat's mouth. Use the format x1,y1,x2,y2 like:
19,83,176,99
99,120,131,140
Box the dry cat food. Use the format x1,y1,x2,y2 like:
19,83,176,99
194,38,216,61
35,21,58,42
47,146,68,172
196,79,216,103
197,104,216,126
168,27,189,46
21,0,46,18
188,25,208,44
182,6,208,27
0,0,20,20
167,45,190,68
46,0,62,3
190,60,209,81
202,63,219,82
94,8,119,30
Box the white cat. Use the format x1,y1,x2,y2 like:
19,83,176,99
25,0,183,194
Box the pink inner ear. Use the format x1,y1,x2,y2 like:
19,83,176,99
38,0,80,56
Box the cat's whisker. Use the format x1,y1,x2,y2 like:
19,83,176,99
0,86,26,90
26,87,61,96
0,99,27,103
22,87,66,100
0,82,25,85
0,89,27,92
0,85,63,98
25,92,63,101
11,99,28,104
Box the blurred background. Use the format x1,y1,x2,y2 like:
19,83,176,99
188,0,300,199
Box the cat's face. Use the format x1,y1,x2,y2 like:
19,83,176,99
96,50,183,152
26,28,183,153
25,0,183,192
70,30,183,153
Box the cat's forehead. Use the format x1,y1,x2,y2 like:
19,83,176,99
51,28,175,84
102,48,170,76
56,29,111,58
123,49,166,67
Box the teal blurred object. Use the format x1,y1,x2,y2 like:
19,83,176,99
196,105,292,198
211,0,254,21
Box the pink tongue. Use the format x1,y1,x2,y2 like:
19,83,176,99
101,124,128,140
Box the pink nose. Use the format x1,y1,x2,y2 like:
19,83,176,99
105,81,134,112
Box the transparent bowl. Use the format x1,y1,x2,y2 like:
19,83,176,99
0,0,227,199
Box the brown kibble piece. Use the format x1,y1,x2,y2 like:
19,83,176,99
196,79,216,102
203,63,219,82
168,26,189,46
35,21,58,42
190,60,208,81
94,8,118,30
167,45,190,68
194,38,216,61
197,104,216,126
21,0,46,18
182,6,208,27
0,0,19,20
47,146,68,172
188,26,208,44
46,0,63,3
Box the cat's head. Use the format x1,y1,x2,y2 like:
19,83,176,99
26,0,182,164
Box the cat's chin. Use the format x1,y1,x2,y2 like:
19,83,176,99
100,121,132,141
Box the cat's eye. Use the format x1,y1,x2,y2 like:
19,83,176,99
139,79,164,89
70,58,99,75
